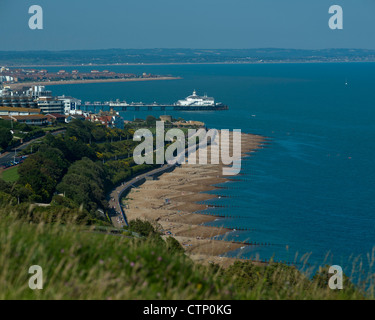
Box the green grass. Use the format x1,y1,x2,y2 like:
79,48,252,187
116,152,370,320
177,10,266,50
0,212,230,300
1,166,20,182
0,208,373,300
42,125,66,132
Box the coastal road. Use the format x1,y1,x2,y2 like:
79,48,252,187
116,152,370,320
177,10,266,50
108,130,207,228
108,164,176,228
0,129,65,166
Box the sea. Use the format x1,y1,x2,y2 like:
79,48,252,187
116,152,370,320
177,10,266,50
47,62,375,277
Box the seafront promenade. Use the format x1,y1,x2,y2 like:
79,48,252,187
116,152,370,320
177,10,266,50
108,164,176,228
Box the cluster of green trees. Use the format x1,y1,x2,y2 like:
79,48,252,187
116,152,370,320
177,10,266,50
93,140,135,162
1,119,160,223
0,119,45,152
56,158,109,214
104,159,154,186
1,116,199,224
18,146,68,202
128,219,185,255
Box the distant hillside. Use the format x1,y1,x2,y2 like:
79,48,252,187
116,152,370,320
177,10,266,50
1,48,375,66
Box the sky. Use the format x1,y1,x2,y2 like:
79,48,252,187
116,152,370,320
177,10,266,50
0,0,374,51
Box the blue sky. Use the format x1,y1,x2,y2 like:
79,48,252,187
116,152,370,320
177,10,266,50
0,0,374,50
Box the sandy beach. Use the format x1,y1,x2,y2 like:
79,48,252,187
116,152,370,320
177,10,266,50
123,132,267,267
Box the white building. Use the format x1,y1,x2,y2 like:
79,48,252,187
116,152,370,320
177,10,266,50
58,95,82,115
0,75,14,83
37,96,64,114
0,87,12,97
26,86,52,99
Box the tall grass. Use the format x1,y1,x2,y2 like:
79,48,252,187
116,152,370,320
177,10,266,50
0,209,229,300
0,207,373,300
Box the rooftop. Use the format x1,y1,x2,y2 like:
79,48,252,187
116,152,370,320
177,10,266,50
46,113,66,118
0,106,41,113
11,114,47,120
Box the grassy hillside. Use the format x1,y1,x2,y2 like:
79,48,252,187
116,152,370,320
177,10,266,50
0,208,372,300
1,167,19,183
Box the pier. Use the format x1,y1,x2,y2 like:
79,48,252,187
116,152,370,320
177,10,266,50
81,90,229,112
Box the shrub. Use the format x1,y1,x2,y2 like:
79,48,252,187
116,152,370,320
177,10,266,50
128,219,157,237
166,236,185,255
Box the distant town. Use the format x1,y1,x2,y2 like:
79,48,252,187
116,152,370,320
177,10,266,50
1,67,163,82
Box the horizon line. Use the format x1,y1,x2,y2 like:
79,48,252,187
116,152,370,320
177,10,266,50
1,47,375,53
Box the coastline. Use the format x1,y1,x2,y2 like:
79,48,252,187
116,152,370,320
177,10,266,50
6,76,181,90
4,61,375,69
123,132,268,268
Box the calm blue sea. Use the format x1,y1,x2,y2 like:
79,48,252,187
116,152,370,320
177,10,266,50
48,63,375,275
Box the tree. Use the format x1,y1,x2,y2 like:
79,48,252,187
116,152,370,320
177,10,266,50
64,137,96,162
146,115,157,127
11,185,33,203
0,127,13,150
166,237,184,254
56,157,109,214
91,127,106,142
18,146,69,202
128,219,156,237
65,119,93,143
